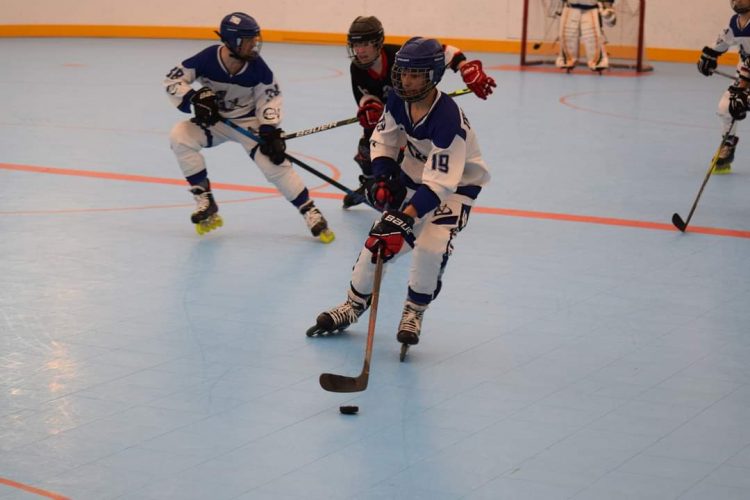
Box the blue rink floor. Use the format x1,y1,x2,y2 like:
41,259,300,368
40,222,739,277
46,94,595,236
1,38,749,500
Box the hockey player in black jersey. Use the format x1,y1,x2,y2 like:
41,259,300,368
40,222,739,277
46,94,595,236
342,16,497,208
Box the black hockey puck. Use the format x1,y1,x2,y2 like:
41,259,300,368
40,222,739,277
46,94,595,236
339,405,359,415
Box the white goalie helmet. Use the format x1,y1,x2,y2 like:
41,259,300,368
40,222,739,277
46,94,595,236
732,0,750,14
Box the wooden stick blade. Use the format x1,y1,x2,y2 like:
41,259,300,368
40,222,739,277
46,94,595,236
672,213,687,232
319,372,369,393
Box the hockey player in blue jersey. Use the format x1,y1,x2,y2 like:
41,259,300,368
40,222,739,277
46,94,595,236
164,12,334,241
307,37,491,357
342,15,496,208
698,0,750,174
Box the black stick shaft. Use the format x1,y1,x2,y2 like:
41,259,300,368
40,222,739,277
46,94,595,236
672,119,735,232
284,154,373,208
283,118,358,140
319,248,384,393
220,118,372,207
282,88,471,141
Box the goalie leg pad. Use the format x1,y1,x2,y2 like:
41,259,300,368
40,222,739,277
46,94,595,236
580,9,608,70
557,6,581,69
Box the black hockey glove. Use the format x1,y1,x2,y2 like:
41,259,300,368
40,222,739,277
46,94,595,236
258,125,287,165
697,46,722,77
364,210,415,262
190,87,220,127
728,85,749,120
366,176,407,211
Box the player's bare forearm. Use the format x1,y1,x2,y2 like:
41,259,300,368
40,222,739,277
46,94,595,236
402,204,418,219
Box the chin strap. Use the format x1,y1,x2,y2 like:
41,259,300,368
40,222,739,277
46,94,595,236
214,31,255,61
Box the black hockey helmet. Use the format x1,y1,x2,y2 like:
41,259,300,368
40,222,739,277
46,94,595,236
347,16,385,68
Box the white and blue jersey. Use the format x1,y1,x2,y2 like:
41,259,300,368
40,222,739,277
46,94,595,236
711,14,750,75
370,91,491,218
164,45,283,126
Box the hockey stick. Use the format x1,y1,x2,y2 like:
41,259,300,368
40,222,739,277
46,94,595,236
672,119,735,232
714,69,738,80
282,88,472,140
283,117,358,140
319,246,384,393
221,118,371,206
284,153,373,208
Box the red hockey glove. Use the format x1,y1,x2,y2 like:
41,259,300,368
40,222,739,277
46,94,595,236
357,100,384,129
365,210,415,262
460,60,496,100
366,177,406,211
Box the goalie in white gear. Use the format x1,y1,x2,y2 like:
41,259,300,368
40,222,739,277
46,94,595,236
164,12,334,241
556,0,616,71
697,0,750,174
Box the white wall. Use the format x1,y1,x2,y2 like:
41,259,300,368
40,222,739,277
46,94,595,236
0,0,733,51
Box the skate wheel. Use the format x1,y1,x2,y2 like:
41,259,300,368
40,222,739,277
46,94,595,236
712,166,732,175
319,229,335,244
195,214,223,235
399,343,409,362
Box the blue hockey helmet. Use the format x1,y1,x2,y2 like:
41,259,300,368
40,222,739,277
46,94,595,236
391,37,445,102
217,12,262,60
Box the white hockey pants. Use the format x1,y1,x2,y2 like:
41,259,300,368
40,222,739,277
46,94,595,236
349,192,474,306
169,118,305,201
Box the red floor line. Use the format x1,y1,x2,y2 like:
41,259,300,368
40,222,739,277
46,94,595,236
474,206,750,239
2,162,749,239
0,477,70,500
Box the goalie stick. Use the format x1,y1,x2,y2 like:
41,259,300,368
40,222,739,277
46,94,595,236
319,246,384,393
672,119,736,232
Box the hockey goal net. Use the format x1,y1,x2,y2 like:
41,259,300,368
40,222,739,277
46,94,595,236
520,0,651,72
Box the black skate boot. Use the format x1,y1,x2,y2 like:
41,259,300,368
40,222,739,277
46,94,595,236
300,200,335,243
189,180,223,235
397,301,426,361
343,175,373,209
306,292,370,337
714,135,738,174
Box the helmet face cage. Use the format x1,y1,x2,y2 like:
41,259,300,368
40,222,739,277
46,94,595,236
732,0,750,14
391,38,445,102
391,66,437,102
219,13,262,60
347,16,385,68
